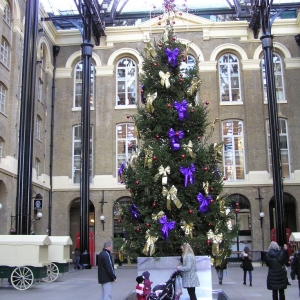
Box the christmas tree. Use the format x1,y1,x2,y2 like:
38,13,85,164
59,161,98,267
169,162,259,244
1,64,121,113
117,0,238,262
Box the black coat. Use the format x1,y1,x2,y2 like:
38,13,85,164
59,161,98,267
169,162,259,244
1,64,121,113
242,254,253,271
291,251,300,280
98,249,116,284
265,248,287,290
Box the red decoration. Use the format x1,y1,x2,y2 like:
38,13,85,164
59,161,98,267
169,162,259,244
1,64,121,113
189,209,193,214
181,154,185,159
223,177,227,181
179,78,183,82
175,131,179,136
182,57,186,62
152,202,156,207
210,199,214,203
153,156,157,160
129,144,132,149
117,219,121,223
126,115,130,119
141,89,144,93
158,43,162,47
197,136,201,141
146,223,150,227
206,239,210,245
205,101,209,105
135,181,139,185
172,36,176,41
154,63,158,67
235,209,239,213
208,223,211,226
156,134,160,139
210,187,214,191
190,109,194,113
203,167,208,172
167,103,171,108
135,227,140,233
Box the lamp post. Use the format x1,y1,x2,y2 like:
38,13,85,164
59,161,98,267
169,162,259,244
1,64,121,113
260,211,265,264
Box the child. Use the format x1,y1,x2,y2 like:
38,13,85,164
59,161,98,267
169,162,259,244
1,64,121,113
142,271,153,298
136,275,146,300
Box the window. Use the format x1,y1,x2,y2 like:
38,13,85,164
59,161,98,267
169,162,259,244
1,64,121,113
116,123,137,176
0,138,3,163
35,158,40,180
218,54,241,103
72,125,93,184
180,55,196,77
262,53,285,102
36,115,41,140
0,37,10,68
266,118,290,178
73,61,94,108
0,83,6,113
3,3,11,26
222,120,245,180
37,78,43,102
116,58,137,106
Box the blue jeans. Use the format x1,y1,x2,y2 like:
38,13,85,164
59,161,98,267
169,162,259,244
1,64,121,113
74,257,83,269
243,270,252,283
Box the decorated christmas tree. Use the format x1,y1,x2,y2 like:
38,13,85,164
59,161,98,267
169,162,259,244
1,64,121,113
117,0,238,263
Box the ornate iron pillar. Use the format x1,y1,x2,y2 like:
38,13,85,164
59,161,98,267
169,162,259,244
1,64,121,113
16,0,39,234
80,4,93,269
258,0,285,246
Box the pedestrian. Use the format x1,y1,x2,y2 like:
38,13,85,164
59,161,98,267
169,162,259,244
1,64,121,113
283,244,291,285
265,241,287,300
136,275,146,300
98,241,117,300
214,258,227,285
241,246,254,286
177,243,200,300
141,271,153,298
291,247,300,297
73,247,83,270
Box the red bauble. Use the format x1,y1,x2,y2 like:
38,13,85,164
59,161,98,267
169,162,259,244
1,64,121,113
181,154,185,159
210,187,214,191
155,134,160,139
235,209,239,213
126,115,130,119
210,199,214,203
152,202,156,207
208,223,211,226
236,202,239,207
172,36,176,41
167,103,171,108
135,181,139,185
141,89,144,93
223,177,227,181
158,43,162,47
135,227,140,233
205,101,209,105
182,57,186,61
146,223,150,227
203,167,208,172
154,63,158,67
153,155,157,160
117,219,121,223
175,131,179,136
190,109,194,113
206,240,210,245
189,209,193,214
179,78,183,82
197,136,201,141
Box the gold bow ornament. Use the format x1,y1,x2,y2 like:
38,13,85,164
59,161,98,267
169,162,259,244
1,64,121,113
207,229,223,244
146,92,157,113
203,181,209,195
154,165,170,185
162,185,182,210
183,140,195,158
213,142,223,164
181,221,194,238
142,230,158,256
187,77,202,96
144,146,153,168
145,41,157,58
159,71,171,89
151,211,165,221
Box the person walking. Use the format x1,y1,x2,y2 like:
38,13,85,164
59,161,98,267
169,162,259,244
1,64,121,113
177,243,200,300
283,244,291,285
291,247,300,297
214,258,227,285
73,247,83,270
241,246,254,286
98,241,117,300
265,241,287,300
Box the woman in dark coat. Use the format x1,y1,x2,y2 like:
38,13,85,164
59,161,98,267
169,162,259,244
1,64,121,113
241,246,254,286
265,241,287,300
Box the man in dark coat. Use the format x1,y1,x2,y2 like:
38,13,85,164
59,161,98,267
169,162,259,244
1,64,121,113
98,240,117,300
290,247,300,296
265,241,287,300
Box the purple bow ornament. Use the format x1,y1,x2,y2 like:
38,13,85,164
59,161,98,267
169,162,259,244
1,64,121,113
174,99,189,122
165,47,180,67
130,204,139,219
118,162,126,183
159,215,176,240
168,128,184,151
180,164,196,188
197,192,212,214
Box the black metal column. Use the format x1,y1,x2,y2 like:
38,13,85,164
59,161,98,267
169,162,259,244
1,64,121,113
48,45,60,236
80,6,93,268
16,0,39,235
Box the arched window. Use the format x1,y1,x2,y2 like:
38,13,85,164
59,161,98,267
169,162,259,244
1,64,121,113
222,120,245,180
116,58,137,106
116,123,137,178
266,118,290,178
72,125,93,184
36,115,42,140
3,2,11,26
261,53,285,102
73,61,95,108
218,53,241,103
0,37,10,68
0,82,6,113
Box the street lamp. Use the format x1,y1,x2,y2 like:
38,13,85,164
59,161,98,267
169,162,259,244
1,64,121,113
259,211,265,228
260,211,265,264
100,215,105,231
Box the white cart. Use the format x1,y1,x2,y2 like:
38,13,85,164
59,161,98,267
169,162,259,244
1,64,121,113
42,236,73,283
0,235,51,290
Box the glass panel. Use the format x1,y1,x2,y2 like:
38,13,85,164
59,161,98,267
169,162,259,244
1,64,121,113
117,141,126,154
117,124,126,138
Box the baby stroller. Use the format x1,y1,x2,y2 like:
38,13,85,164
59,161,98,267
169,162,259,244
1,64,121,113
147,270,182,300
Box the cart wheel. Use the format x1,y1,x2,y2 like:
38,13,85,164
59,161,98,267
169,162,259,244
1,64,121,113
10,266,34,290
42,263,59,283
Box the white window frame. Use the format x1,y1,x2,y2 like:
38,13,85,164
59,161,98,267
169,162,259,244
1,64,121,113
116,58,137,107
36,115,41,140
35,158,40,180
222,120,245,180
37,78,43,102
3,3,11,26
0,83,6,113
72,125,93,184
262,53,286,103
116,123,137,178
0,37,10,68
73,61,95,109
218,54,242,104
266,118,290,178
